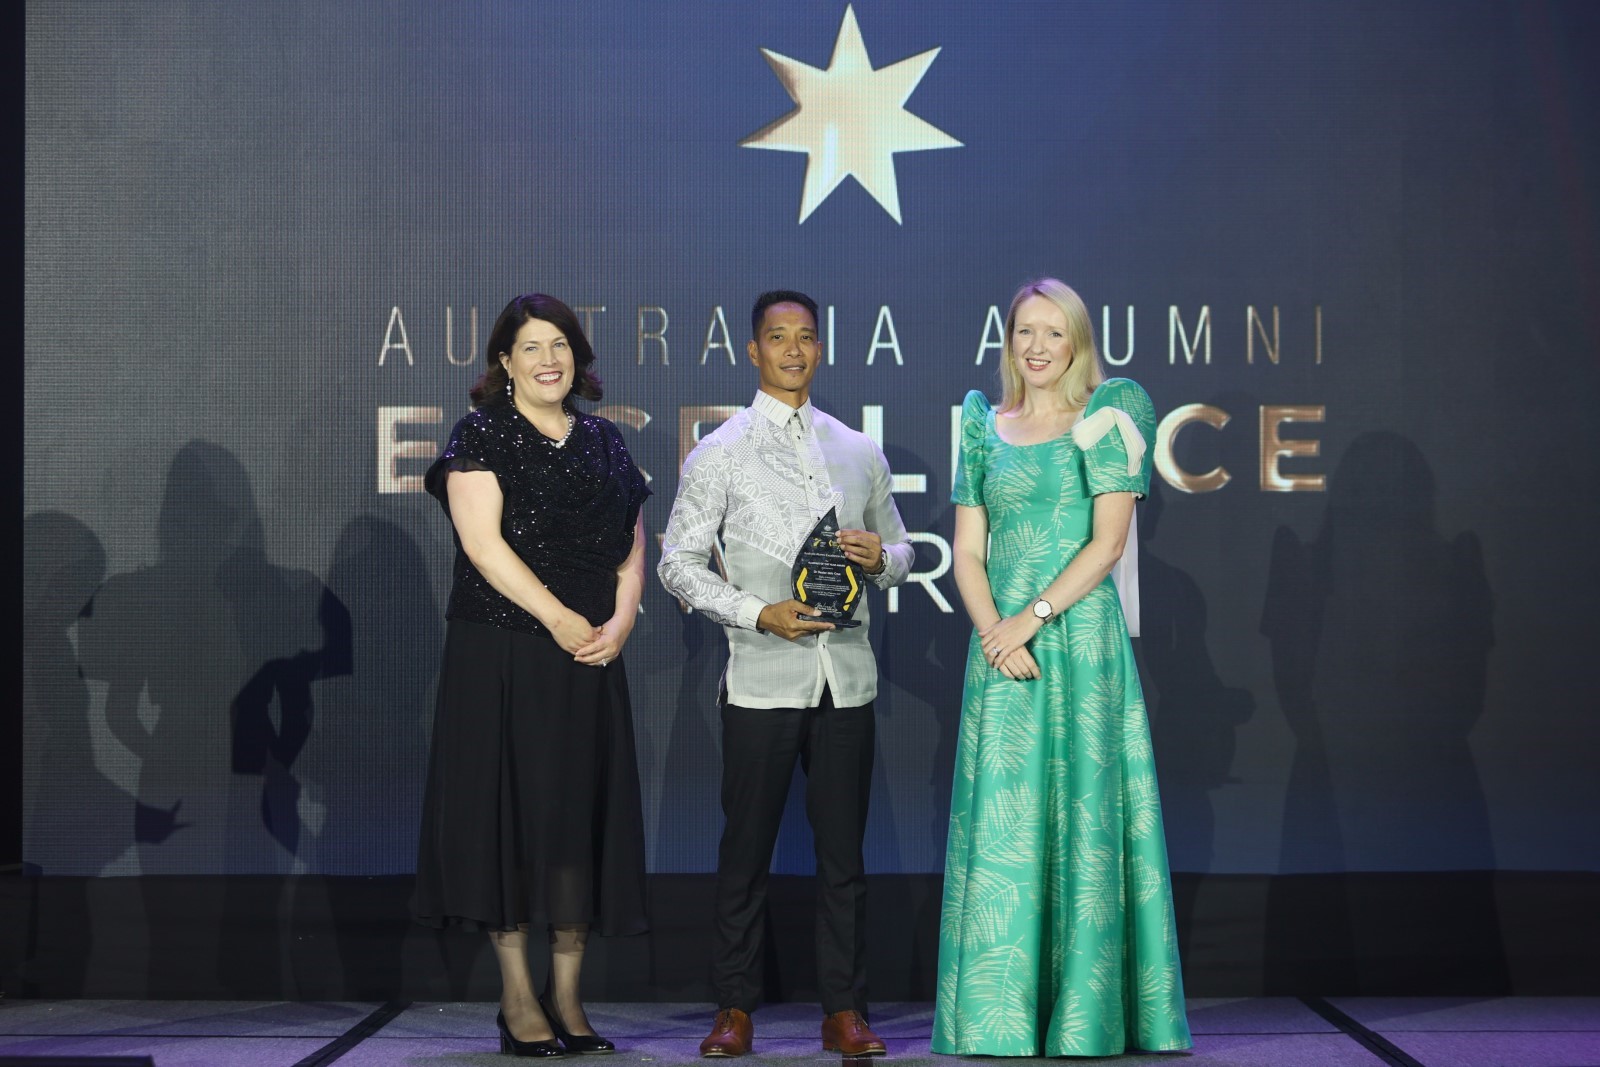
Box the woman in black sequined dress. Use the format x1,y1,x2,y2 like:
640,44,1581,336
412,294,650,1056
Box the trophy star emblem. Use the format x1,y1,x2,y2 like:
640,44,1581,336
740,4,961,224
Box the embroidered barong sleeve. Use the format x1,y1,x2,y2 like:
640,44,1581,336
862,438,914,590
658,441,768,632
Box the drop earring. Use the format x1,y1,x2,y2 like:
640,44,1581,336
506,379,514,399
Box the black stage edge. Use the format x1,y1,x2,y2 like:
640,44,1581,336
1301,997,1426,1067
3,872,1595,1001
290,999,409,1067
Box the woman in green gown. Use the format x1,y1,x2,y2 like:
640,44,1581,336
933,279,1191,1057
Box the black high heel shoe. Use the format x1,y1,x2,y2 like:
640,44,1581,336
497,1010,566,1058
539,993,616,1055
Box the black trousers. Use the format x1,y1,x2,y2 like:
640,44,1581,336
712,688,875,1015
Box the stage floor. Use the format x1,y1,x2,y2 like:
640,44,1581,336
0,998,1596,1066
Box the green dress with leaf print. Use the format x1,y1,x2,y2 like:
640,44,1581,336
933,379,1191,1057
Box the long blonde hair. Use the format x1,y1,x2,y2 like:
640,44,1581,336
997,278,1105,413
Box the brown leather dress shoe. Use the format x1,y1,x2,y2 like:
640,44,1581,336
699,1008,753,1058
821,1010,887,1056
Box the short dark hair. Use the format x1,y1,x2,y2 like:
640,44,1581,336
470,293,604,409
750,289,820,339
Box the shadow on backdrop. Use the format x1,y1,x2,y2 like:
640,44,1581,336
19,511,113,993
866,433,975,998
1137,479,1255,957
643,541,727,995
75,440,350,996
290,513,438,998
1261,431,1506,992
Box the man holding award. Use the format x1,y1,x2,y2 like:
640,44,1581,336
658,290,914,1058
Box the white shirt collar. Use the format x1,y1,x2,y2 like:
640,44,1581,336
751,390,814,431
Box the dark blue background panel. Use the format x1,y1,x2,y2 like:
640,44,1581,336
23,1,1600,877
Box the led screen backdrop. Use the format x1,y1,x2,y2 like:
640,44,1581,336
23,1,1600,879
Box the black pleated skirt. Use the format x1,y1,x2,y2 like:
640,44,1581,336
411,619,648,936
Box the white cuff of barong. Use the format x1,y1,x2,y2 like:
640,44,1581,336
1071,406,1146,638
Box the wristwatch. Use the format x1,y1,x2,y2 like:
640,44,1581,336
1032,597,1055,620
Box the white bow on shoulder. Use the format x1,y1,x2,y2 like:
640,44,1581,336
1070,407,1146,637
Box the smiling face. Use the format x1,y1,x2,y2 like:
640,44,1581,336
747,301,822,407
1010,293,1074,395
498,316,574,411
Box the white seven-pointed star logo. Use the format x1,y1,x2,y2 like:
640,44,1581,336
740,5,961,224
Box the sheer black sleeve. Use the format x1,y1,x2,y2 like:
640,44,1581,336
425,409,500,507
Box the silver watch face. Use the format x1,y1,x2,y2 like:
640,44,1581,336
1033,599,1052,619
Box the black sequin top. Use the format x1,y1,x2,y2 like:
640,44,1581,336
425,401,651,636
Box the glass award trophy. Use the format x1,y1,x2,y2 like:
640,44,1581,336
790,506,863,628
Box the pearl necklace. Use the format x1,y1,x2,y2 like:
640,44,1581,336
545,410,575,448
